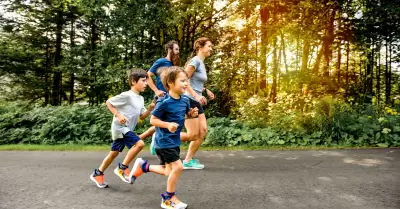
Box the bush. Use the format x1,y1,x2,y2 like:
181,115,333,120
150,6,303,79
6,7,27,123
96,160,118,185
1,100,399,148
0,102,151,145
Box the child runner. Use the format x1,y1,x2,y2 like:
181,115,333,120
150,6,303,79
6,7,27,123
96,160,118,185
90,69,155,188
130,66,198,209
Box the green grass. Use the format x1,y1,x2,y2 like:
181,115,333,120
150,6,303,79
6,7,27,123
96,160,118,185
0,144,396,151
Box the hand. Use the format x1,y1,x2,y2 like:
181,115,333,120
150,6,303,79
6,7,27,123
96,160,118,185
206,89,215,100
155,90,165,97
189,107,199,118
195,95,207,106
117,113,129,124
167,122,179,133
148,101,155,110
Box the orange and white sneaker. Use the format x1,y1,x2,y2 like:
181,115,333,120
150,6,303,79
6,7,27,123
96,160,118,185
129,158,148,184
113,163,131,183
90,170,108,188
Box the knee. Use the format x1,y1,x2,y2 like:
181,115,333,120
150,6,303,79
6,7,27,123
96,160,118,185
200,127,208,138
164,169,171,176
136,140,145,149
173,163,183,172
188,131,199,141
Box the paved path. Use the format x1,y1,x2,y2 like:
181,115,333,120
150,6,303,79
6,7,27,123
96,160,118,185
0,149,399,209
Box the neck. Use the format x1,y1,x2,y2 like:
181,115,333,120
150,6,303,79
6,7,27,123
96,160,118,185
165,54,171,62
197,53,206,61
168,90,180,99
130,87,140,94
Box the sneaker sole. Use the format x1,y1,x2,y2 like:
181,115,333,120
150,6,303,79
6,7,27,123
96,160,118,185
161,202,188,209
150,134,156,155
90,175,108,188
183,166,204,170
113,168,130,183
129,158,142,184
160,203,188,209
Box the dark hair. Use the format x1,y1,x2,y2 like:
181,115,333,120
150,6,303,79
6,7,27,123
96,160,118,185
185,37,211,67
165,40,178,55
161,66,188,91
128,69,147,86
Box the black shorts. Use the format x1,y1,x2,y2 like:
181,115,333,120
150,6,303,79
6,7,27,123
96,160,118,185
188,97,204,115
155,147,181,165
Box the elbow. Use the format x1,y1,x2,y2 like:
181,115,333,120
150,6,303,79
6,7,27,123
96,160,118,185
150,117,156,126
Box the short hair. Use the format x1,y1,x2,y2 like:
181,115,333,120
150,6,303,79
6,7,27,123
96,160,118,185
127,69,147,86
161,66,188,91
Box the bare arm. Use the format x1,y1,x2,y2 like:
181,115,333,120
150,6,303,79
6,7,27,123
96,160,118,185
106,101,127,124
150,115,170,129
185,65,207,105
150,115,178,133
185,65,199,98
140,102,155,120
106,100,120,117
147,71,159,93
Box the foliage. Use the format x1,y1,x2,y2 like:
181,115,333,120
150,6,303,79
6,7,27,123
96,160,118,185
1,102,399,148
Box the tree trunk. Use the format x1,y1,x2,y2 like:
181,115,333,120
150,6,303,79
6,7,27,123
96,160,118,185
244,5,250,86
296,34,300,71
270,37,278,103
313,43,324,74
323,9,336,78
337,12,342,85
90,17,99,105
301,38,310,73
69,19,75,104
51,10,63,106
366,39,374,96
389,40,393,103
280,31,288,74
259,6,269,91
45,35,50,105
345,41,350,94
337,40,342,85
376,43,381,104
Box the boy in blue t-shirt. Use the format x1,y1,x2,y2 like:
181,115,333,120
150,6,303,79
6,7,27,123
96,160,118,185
130,66,198,209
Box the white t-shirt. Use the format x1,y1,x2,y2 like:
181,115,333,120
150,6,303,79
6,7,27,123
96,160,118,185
107,90,146,140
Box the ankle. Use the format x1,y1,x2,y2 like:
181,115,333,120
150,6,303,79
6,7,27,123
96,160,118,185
119,164,129,170
95,169,104,176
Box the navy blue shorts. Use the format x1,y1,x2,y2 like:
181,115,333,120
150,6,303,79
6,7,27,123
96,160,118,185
111,131,140,152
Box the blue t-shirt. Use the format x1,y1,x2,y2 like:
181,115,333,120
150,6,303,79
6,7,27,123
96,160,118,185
151,94,190,149
148,58,173,92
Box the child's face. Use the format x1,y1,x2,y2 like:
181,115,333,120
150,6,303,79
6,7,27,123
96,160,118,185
169,72,188,95
133,77,148,92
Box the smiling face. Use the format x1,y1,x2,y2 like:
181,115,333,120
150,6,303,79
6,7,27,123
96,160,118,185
198,41,212,57
168,71,188,95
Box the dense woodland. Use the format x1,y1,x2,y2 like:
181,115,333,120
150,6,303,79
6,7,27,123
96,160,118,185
1,0,399,147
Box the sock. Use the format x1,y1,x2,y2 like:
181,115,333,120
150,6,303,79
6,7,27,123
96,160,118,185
141,162,150,173
95,169,103,176
162,191,175,200
119,164,128,170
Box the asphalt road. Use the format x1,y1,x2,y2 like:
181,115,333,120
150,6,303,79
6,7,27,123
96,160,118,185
0,149,399,209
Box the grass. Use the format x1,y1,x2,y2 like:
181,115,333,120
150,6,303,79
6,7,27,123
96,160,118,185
0,144,396,151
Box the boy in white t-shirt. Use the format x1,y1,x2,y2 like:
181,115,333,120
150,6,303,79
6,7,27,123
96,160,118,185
90,69,155,188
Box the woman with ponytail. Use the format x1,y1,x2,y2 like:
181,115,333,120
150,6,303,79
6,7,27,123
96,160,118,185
182,37,215,169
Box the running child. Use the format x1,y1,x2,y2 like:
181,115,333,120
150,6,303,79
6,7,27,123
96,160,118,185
129,66,198,209
90,69,155,188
